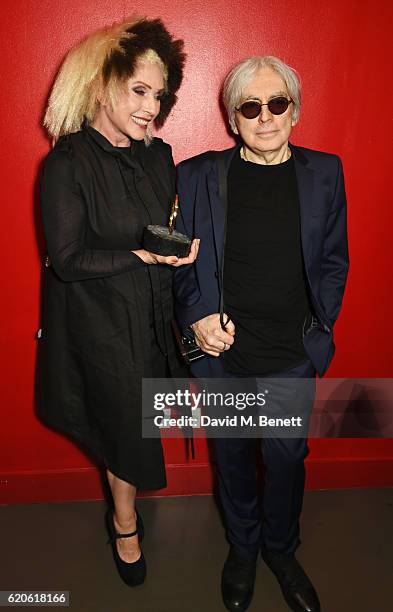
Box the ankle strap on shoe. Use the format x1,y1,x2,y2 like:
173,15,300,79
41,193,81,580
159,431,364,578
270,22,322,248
116,530,138,539
107,529,138,544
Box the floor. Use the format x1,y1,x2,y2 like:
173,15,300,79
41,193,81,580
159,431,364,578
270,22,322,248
1,489,392,611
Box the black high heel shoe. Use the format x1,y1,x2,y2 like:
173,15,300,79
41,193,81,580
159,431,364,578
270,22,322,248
105,509,146,586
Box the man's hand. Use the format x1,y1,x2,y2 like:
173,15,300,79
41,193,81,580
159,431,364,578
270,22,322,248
133,238,200,266
191,313,235,357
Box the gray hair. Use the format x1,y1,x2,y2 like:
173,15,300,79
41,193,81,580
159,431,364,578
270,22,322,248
222,56,301,132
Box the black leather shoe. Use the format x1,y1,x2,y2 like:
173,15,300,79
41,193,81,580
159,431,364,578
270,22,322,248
262,550,321,612
105,509,146,586
221,547,257,611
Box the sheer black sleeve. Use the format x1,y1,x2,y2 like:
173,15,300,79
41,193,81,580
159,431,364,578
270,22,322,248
40,147,146,282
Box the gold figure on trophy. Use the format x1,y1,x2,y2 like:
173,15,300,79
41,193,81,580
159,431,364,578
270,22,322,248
142,194,191,257
168,195,179,235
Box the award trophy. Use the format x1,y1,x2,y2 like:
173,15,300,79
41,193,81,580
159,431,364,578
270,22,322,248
142,195,191,258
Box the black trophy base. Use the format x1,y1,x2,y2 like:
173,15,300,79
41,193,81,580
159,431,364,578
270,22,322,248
143,225,191,258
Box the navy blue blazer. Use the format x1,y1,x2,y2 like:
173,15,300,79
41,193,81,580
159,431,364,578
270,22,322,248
173,144,349,377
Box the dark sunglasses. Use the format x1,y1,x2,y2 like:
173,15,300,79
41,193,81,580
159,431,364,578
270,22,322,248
236,96,293,119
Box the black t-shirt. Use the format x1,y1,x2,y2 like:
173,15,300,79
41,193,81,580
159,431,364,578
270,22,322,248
223,150,311,375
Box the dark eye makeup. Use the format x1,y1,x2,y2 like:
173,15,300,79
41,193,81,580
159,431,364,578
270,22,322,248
132,87,165,101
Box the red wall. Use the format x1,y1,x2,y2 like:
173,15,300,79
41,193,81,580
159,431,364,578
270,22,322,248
1,0,392,504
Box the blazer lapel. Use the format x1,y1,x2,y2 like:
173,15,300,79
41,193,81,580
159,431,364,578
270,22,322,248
291,144,315,267
207,145,240,268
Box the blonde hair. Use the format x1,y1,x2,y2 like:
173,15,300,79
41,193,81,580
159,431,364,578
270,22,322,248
43,16,183,139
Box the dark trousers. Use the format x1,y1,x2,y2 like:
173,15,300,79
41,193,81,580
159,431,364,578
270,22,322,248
214,359,316,557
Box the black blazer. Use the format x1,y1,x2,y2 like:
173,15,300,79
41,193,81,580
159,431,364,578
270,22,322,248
173,143,349,377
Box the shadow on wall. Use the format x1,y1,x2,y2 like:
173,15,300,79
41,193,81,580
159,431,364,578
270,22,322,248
310,379,393,438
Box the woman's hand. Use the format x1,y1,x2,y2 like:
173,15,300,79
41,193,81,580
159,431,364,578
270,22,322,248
191,313,235,357
133,238,200,266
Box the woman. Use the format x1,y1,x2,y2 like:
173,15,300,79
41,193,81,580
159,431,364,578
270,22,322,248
37,16,199,586
173,56,348,612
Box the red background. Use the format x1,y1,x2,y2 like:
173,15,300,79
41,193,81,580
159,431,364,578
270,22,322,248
1,0,392,504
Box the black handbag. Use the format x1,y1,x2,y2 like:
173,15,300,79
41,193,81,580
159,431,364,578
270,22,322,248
171,320,205,364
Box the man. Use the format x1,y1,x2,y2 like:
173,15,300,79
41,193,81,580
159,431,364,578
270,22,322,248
173,56,349,612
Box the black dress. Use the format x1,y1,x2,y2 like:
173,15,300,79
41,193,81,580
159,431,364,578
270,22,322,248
36,126,184,490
